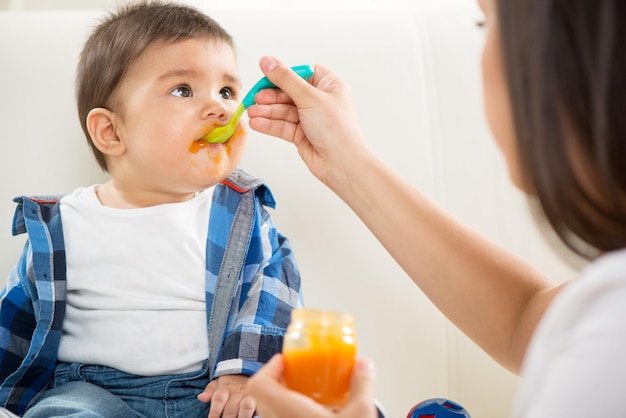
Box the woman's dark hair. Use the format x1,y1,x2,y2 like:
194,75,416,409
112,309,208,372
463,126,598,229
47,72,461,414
497,0,626,258
76,1,235,171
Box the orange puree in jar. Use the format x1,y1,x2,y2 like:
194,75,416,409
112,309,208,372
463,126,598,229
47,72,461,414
282,308,357,408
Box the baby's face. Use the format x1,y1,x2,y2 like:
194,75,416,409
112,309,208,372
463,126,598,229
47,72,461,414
110,38,247,200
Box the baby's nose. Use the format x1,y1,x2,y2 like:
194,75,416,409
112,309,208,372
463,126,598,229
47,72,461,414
203,98,228,121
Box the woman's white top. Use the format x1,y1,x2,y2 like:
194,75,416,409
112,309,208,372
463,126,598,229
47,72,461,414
57,185,214,376
513,248,626,417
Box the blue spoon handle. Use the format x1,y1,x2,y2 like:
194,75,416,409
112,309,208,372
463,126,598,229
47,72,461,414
241,64,315,108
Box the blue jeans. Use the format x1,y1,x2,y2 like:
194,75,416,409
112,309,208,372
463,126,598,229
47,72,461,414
23,361,211,418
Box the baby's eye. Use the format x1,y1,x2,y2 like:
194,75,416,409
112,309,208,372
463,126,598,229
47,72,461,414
170,85,192,98
220,87,234,100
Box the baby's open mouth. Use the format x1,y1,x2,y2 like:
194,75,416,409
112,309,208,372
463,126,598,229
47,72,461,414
197,121,229,144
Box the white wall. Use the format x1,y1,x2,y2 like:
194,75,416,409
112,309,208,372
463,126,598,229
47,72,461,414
0,3,579,417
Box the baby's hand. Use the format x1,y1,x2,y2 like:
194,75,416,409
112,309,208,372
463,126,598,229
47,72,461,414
197,374,256,418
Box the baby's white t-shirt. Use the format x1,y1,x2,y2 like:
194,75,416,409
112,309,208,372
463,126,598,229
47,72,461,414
512,248,626,417
57,185,214,376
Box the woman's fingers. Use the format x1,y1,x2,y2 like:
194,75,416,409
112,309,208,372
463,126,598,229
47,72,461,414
257,57,319,108
246,355,330,418
247,104,301,142
248,103,300,124
253,88,294,106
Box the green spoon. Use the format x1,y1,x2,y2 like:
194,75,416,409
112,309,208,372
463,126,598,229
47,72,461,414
201,64,314,144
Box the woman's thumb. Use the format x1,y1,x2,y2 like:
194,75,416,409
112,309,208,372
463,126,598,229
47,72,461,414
258,56,314,103
339,358,379,417
350,358,376,400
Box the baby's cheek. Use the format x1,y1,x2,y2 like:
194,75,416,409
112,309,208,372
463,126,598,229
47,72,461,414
226,125,248,164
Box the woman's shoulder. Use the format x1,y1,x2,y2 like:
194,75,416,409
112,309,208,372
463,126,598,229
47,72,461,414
517,248,626,418
541,247,626,332
575,248,626,291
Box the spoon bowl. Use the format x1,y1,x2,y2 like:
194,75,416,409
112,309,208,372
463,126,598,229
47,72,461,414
202,64,314,144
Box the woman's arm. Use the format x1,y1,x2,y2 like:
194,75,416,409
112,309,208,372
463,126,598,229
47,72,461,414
248,57,562,372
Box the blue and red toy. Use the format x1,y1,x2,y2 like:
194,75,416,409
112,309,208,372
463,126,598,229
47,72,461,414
407,398,471,418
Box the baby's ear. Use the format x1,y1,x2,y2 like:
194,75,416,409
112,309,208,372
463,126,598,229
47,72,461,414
86,108,125,156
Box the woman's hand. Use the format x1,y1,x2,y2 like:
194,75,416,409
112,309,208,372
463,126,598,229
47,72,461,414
247,57,369,188
246,354,378,418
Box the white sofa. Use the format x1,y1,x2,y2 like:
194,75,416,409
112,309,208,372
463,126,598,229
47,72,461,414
0,3,577,417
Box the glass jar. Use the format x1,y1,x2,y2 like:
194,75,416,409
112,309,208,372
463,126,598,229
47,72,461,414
282,308,357,408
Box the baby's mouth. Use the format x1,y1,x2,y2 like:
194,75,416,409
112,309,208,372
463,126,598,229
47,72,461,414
197,122,226,144
196,133,227,145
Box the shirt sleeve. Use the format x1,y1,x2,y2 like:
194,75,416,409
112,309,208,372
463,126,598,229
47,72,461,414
0,243,36,399
516,251,626,418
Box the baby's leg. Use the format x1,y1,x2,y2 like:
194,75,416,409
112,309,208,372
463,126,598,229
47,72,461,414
23,381,139,418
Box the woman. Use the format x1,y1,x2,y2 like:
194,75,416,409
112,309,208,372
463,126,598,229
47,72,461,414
246,0,626,416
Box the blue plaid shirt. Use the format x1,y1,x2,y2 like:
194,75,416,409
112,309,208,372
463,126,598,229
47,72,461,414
0,169,303,415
